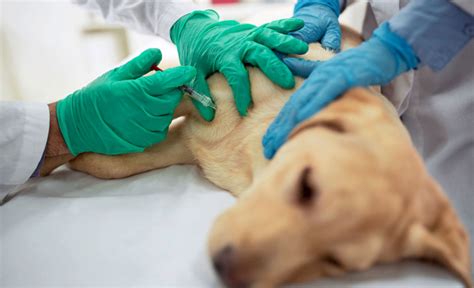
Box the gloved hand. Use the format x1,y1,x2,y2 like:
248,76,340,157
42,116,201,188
171,10,308,121
263,23,419,159
290,0,342,51
56,48,196,156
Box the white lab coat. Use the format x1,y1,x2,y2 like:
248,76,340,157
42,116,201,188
357,0,474,274
0,103,49,195
73,0,197,41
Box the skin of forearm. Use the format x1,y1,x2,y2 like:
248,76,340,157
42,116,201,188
46,102,70,156
39,103,74,176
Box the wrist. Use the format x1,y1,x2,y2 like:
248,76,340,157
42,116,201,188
170,10,219,44
388,0,473,71
372,23,419,72
294,0,340,16
45,102,71,157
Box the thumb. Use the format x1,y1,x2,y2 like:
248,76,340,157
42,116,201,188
283,57,321,78
114,48,162,80
289,19,325,44
135,65,197,95
320,22,342,52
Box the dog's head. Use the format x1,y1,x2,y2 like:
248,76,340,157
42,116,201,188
208,88,471,288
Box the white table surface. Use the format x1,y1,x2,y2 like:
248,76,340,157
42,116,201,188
0,165,463,287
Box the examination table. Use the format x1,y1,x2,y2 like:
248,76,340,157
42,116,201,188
1,165,463,287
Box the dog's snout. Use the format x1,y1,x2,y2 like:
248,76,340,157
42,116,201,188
212,245,249,288
213,244,234,277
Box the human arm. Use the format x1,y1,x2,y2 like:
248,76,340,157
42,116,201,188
36,103,75,177
262,0,473,159
1,49,195,197
262,23,418,159
45,103,70,158
389,0,473,71
0,101,79,197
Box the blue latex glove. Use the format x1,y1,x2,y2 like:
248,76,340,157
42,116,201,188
262,23,419,159
290,0,342,51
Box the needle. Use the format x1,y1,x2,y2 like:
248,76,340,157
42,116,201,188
151,65,216,110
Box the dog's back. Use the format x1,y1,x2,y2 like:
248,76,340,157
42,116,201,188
179,37,351,195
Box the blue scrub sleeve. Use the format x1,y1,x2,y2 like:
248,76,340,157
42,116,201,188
389,0,474,71
294,0,342,16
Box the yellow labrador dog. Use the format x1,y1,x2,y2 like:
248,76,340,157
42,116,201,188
41,27,471,287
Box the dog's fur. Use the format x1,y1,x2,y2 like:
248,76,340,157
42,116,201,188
42,27,471,287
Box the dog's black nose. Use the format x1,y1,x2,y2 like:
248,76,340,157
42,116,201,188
212,245,250,288
213,244,234,278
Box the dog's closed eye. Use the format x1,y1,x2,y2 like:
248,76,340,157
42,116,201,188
323,255,344,269
296,167,318,206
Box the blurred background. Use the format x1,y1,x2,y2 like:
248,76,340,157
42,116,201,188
0,0,365,103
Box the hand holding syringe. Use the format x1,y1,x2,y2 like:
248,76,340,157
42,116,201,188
151,65,216,110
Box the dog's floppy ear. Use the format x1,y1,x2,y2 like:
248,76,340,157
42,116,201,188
403,181,472,287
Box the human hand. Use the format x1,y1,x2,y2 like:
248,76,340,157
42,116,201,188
290,0,342,51
171,10,309,120
56,48,196,156
263,23,419,159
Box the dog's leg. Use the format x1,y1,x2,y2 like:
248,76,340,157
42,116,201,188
69,101,196,179
40,154,75,176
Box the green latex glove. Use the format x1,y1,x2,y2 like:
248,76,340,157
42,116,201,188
171,10,309,121
56,48,196,156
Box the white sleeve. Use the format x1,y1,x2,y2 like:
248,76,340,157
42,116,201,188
0,102,49,195
73,0,198,41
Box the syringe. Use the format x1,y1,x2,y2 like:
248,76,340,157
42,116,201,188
151,65,216,110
